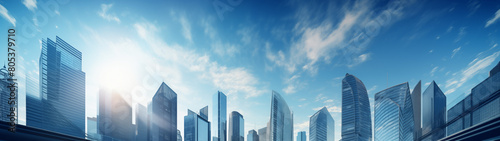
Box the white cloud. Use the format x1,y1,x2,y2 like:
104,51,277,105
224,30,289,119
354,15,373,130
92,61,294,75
0,4,16,26
313,106,341,113
367,85,378,94
323,99,334,103
179,16,192,42
430,66,439,76
282,85,296,94
485,9,500,28
23,0,37,11
348,53,371,67
451,47,461,58
98,4,120,23
315,93,327,102
445,51,500,95
492,43,498,49
455,27,466,42
429,50,434,53
212,41,239,57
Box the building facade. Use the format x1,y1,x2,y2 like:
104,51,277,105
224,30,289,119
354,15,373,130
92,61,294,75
247,130,259,141
258,127,267,141
178,129,183,141
150,82,178,141
421,81,446,141
87,117,100,140
0,66,17,123
135,104,148,141
98,89,133,141
310,107,334,141
229,111,244,141
411,81,422,141
212,91,227,141
297,131,306,141
374,82,414,141
269,91,293,141
341,73,372,141
184,106,211,141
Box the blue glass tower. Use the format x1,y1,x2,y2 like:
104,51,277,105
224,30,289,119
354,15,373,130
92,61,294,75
297,131,306,141
136,103,148,141
374,82,414,141
99,89,134,141
28,36,85,138
0,66,17,123
229,111,244,141
341,73,371,141
310,107,334,141
269,91,293,141
213,91,227,141
150,82,178,141
184,106,211,141
247,129,259,141
421,81,446,141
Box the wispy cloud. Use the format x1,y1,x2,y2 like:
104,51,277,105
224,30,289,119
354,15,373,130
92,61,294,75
430,66,439,76
179,16,192,42
451,47,461,58
0,4,16,26
23,0,37,11
485,9,500,27
348,53,371,68
98,4,120,23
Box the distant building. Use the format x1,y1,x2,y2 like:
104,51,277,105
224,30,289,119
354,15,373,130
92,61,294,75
184,106,211,141
374,82,414,141
297,131,306,141
258,127,267,141
229,111,244,141
99,89,133,141
420,81,446,140
341,73,371,141
269,91,293,141
178,129,183,141
87,117,100,140
150,82,178,141
135,104,148,141
247,130,258,141
411,81,422,141
213,91,227,141
0,66,17,123
310,107,334,141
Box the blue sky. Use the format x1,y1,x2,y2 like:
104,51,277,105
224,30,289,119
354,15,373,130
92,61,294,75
1,0,500,140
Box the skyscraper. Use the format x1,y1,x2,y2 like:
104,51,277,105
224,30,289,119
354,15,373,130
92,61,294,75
150,82,178,141
309,107,334,141
28,36,85,138
247,130,259,141
213,91,227,141
87,117,100,140
297,131,306,141
184,106,211,141
421,81,446,141
258,127,267,141
98,89,133,141
269,91,293,141
374,82,414,141
341,73,371,141
136,104,148,141
411,81,421,141
0,66,17,123
178,129,183,141
229,111,244,141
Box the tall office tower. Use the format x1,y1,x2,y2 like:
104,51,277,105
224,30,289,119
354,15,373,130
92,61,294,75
150,82,178,141
411,81,421,141
444,61,500,140
247,130,259,141
29,36,86,138
135,104,148,141
421,81,446,141
26,73,41,128
258,127,267,141
99,89,133,141
87,117,100,140
310,107,334,141
229,111,244,141
341,73,371,141
269,91,293,141
184,106,211,141
374,82,414,141
212,91,227,141
0,66,17,123
297,131,306,141
178,129,183,141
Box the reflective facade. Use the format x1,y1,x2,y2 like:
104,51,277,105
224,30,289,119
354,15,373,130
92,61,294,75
184,107,211,141
310,107,334,141
229,111,244,141
374,82,414,141
247,130,259,141
258,127,267,141
297,131,306,141
341,73,371,141
87,117,100,140
447,62,500,136
421,81,446,141
0,66,17,123
411,81,421,141
99,89,133,141
150,82,178,141
212,91,227,141
29,36,85,138
269,91,293,141
135,104,148,141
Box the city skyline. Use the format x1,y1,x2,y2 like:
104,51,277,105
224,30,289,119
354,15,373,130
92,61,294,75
1,0,500,141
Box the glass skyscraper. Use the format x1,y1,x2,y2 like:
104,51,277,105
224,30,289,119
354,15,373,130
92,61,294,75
178,129,183,141
269,91,293,141
310,107,334,141
420,81,446,141
212,91,227,141
28,36,85,138
150,82,178,141
247,129,259,141
229,111,244,141
87,117,100,140
374,82,414,141
99,89,134,141
184,106,211,141
297,131,306,141
341,73,371,141
0,66,17,123
411,81,421,141
135,103,148,141
258,127,268,141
